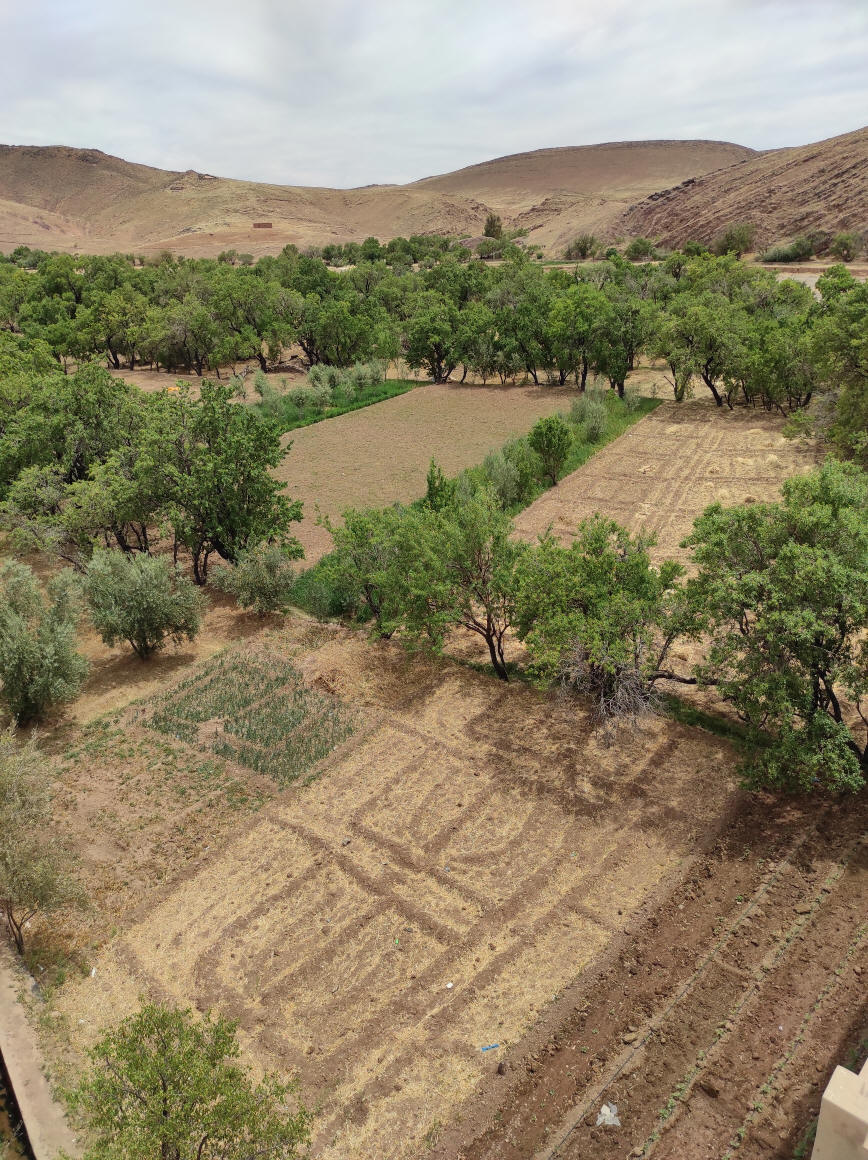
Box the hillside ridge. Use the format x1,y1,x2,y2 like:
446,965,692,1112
0,131,862,256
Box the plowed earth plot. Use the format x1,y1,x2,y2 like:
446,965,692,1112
274,380,573,562
514,398,819,563
52,626,734,1160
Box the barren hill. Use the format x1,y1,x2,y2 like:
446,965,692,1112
0,139,754,257
617,126,868,249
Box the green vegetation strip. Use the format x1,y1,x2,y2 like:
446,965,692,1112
291,391,659,617
143,651,355,786
253,378,422,434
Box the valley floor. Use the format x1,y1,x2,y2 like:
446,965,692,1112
19,394,863,1160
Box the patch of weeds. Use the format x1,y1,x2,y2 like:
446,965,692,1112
422,1119,442,1150
660,694,754,746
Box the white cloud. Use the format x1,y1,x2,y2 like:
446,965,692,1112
0,0,865,185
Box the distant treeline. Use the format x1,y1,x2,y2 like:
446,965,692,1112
0,241,865,459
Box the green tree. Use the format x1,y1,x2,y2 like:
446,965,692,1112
139,383,303,583
84,551,206,659
527,414,572,486
0,728,83,955
515,517,685,725
682,460,868,792
390,486,527,680
483,212,503,240
0,562,88,723
403,292,460,383
318,505,409,635
808,274,868,465
212,541,303,616
829,231,863,263
68,1002,311,1160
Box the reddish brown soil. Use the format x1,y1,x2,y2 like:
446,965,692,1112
436,797,867,1160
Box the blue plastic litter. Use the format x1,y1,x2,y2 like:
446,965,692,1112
480,1043,500,1052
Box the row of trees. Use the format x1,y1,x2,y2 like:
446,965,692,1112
0,244,857,417
313,459,867,795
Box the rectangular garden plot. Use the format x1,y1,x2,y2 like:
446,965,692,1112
139,649,356,786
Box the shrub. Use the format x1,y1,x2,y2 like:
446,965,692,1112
583,399,609,442
528,414,573,486
84,550,206,660
624,237,657,261
68,1002,312,1160
212,541,303,615
570,391,608,441
564,234,598,260
484,437,540,508
0,727,84,954
829,231,863,263
483,212,503,239
759,236,813,263
0,562,88,722
713,223,756,257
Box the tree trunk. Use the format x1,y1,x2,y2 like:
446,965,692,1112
485,629,509,681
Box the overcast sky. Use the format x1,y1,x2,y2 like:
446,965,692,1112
1,0,865,188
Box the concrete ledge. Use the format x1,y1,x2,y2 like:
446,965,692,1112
0,948,79,1160
813,1057,868,1160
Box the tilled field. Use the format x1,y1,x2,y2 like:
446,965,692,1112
514,396,819,563
48,624,735,1160
274,380,573,562
440,800,867,1160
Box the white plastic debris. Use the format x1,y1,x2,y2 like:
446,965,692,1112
596,1102,621,1127
446,982,453,990
90,967,97,978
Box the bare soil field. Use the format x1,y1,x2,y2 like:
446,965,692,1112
275,381,574,562
23,398,863,1160
514,397,820,564
42,623,736,1160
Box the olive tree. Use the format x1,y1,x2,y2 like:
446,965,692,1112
212,541,303,616
0,562,88,722
83,550,207,659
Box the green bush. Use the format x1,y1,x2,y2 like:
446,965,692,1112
84,550,206,660
759,236,813,263
212,542,303,615
583,399,609,442
829,231,863,263
624,237,657,261
481,437,540,509
0,562,88,723
564,234,598,260
713,222,756,257
570,390,609,440
528,414,573,486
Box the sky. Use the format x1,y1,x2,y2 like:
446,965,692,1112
1,0,866,188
